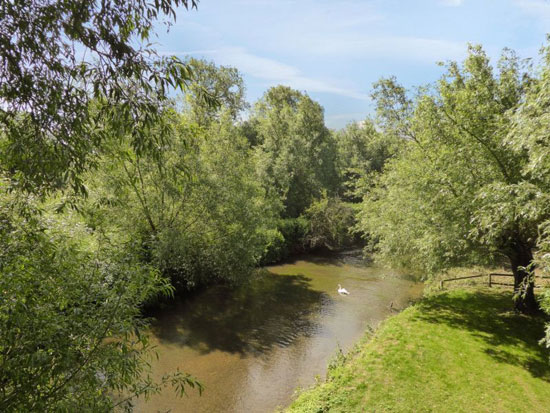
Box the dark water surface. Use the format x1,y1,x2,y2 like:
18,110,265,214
136,252,423,412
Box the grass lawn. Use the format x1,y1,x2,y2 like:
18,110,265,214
286,288,550,413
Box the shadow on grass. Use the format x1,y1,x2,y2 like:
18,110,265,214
148,270,331,356
415,290,550,381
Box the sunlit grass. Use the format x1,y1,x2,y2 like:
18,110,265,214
287,288,550,413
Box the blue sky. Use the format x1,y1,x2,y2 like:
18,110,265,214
154,0,550,129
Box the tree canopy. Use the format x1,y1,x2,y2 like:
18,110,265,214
336,118,401,202
0,1,210,410
182,58,247,126
359,45,550,313
0,0,202,194
252,86,339,218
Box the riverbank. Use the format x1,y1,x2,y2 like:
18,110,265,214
286,288,550,413
134,254,421,412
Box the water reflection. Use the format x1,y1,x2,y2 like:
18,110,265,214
149,272,330,355
136,253,423,413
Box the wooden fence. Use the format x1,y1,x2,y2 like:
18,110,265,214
440,273,550,289
439,274,484,289
488,273,514,288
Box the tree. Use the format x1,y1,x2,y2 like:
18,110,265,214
86,107,276,291
155,112,276,288
360,45,546,313
252,86,339,218
336,118,401,202
0,0,202,194
507,40,550,332
0,184,201,412
183,58,248,126
303,194,357,251
0,1,209,409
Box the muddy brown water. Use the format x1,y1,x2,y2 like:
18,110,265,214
135,252,423,412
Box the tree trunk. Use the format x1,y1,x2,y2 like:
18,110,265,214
509,245,539,314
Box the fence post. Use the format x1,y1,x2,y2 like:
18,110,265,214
488,273,491,288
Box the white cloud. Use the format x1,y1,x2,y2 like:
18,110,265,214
514,0,550,20
179,37,467,66
228,1,466,63
170,1,467,65
280,34,467,62
439,0,463,6
172,47,370,101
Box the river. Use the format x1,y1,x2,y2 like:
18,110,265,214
135,251,422,412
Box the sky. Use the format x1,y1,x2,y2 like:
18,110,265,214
154,0,550,129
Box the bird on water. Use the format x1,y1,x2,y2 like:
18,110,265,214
338,284,350,295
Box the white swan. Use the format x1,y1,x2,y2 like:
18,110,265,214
337,284,350,295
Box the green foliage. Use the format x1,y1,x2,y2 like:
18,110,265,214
183,58,248,126
335,118,401,201
0,0,200,194
326,346,348,379
541,288,550,350
155,113,276,288
260,196,360,262
506,39,550,336
261,217,310,264
0,0,232,409
86,108,276,290
259,229,288,265
0,186,198,412
359,45,544,313
252,86,339,218
304,195,358,251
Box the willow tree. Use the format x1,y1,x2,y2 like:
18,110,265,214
0,0,208,410
89,108,276,291
361,45,548,314
0,0,201,194
508,42,550,333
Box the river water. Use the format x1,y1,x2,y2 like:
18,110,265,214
136,252,422,412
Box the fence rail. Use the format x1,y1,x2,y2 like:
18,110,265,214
440,272,550,290
488,273,513,288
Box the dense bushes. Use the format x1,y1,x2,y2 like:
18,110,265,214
260,218,309,264
260,197,362,264
85,111,275,292
304,196,359,251
0,186,198,411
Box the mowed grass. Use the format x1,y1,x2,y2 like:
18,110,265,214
287,289,550,413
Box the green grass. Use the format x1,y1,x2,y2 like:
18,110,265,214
287,288,550,413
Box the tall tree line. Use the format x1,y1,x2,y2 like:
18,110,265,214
0,20,356,410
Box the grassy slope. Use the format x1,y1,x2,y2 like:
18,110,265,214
287,289,550,413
